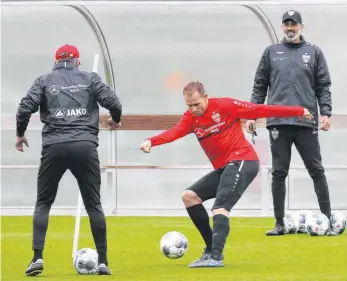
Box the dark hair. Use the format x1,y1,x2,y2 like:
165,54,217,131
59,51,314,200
56,58,79,64
183,81,206,96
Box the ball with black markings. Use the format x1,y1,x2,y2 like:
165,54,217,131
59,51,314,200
306,213,330,236
160,231,188,259
73,248,98,275
330,210,347,235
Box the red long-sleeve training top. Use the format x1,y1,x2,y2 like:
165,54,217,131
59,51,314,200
148,98,304,170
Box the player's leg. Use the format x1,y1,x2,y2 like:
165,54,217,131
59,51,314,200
182,169,221,264
293,127,336,236
267,126,293,236
189,160,259,268
68,141,111,275
26,144,67,276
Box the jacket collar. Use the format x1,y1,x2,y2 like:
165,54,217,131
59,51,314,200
282,35,306,48
53,61,78,70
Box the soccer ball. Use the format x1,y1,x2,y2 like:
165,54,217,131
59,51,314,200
283,211,300,234
297,210,314,234
160,231,188,259
330,210,347,235
73,248,98,275
306,213,330,236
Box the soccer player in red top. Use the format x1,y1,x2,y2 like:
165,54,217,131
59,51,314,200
140,81,313,268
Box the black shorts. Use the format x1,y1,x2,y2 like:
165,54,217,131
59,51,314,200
36,141,101,209
186,160,260,211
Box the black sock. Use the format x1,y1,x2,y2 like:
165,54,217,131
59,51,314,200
272,176,286,220
86,205,108,265
319,201,331,219
186,204,213,252
211,214,230,261
276,218,284,226
32,205,51,252
98,253,108,266
313,175,331,218
33,249,43,261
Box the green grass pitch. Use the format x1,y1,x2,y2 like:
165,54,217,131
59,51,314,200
1,216,346,281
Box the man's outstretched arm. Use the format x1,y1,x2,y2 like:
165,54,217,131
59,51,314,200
147,114,193,147
221,98,306,120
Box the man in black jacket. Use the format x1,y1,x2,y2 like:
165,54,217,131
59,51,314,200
16,44,122,276
246,10,336,236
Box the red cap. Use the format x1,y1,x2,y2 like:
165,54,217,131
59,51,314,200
55,44,80,60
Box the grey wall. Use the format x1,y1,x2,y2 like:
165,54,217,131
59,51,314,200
1,3,347,216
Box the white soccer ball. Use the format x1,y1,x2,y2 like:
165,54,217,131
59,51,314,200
73,248,98,275
283,211,300,234
160,231,188,259
306,213,330,236
330,210,347,235
297,210,314,234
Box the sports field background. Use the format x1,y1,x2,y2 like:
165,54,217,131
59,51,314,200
1,216,346,281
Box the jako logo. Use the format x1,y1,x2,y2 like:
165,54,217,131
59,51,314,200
55,108,87,118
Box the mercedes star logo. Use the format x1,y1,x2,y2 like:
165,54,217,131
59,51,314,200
49,85,60,95
194,128,204,138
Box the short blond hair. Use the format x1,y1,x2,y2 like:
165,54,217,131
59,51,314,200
183,81,206,97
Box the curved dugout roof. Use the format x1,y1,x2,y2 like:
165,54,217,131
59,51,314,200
1,2,347,117
1,1,347,211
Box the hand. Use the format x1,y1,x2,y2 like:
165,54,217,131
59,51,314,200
320,115,331,131
301,108,313,120
104,118,121,130
15,136,29,152
245,120,257,134
140,140,152,153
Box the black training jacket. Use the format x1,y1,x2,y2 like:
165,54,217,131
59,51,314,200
251,36,332,129
16,61,122,146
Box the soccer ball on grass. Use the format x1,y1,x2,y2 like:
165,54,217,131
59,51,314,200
73,248,98,275
330,210,347,235
306,213,330,236
283,211,300,234
297,210,314,234
160,231,188,259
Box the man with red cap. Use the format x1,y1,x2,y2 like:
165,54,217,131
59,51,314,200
16,44,121,276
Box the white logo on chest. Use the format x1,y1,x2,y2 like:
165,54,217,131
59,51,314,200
302,53,311,64
271,128,279,140
212,112,221,123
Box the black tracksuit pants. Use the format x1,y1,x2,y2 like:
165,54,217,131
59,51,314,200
268,125,331,220
32,141,107,257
